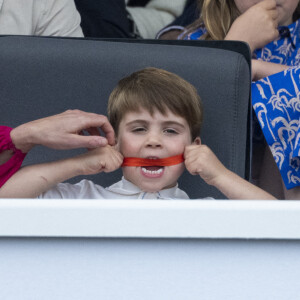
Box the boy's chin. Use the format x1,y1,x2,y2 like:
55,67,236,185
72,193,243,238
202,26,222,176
123,165,183,192
136,181,177,193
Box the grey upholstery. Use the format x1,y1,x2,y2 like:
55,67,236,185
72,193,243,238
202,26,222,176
0,36,251,199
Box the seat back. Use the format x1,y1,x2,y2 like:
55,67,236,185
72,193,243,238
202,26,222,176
0,36,251,199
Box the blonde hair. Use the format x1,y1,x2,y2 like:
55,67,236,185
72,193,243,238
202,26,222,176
183,0,240,40
107,67,203,140
184,0,300,40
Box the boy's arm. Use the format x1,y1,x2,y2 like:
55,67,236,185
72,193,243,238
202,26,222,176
209,167,276,200
0,157,84,198
184,145,276,200
0,146,123,198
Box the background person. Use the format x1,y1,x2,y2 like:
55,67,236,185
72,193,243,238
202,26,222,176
74,0,186,38
179,0,300,199
0,0,83,37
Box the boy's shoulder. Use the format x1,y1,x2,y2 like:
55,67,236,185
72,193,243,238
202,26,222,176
39,178,215,200
39,179,107,199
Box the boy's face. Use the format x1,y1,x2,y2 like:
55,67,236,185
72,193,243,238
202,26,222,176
117,108,196,193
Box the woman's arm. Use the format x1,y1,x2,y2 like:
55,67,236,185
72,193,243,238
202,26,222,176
10,110,115,152
251,59,290,81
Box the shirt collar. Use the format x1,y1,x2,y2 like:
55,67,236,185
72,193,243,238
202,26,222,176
106,177,188,199
278,20,299,39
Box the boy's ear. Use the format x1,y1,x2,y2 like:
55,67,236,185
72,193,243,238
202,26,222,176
114,137,120,150
193,137,201,145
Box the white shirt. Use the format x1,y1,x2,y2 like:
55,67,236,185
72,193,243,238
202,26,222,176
0,0,83,37
39,177,191,199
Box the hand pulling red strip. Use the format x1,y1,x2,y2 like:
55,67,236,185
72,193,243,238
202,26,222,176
122,154,184,167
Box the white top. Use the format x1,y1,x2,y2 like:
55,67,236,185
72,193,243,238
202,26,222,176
39,177,191,199
126,0,186,38
0,0,83,37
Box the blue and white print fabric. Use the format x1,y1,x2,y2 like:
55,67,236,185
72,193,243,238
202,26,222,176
252,66,300,189
252,21,300,189
185,20,300,189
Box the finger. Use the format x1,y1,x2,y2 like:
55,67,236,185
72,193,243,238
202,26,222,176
98,122,115,146
184,145,198,157
270,9,278,20
62,134,108,149
111,149,124,165
184,161,200,176
115,150,124,162
184,146,204,161
260,0,277,10
85,127,101,136
112,155,123,170
76,112,116,145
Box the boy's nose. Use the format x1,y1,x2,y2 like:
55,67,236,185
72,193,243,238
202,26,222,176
145,133,162,148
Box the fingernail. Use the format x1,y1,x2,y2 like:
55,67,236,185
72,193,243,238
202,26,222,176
98,138,107,146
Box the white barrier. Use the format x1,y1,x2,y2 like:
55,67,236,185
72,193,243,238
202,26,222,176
0,200,299,299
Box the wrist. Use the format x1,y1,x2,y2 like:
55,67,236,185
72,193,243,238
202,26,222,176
10,125,35,153
65,156,86,177
71,154,97,176
225,33,255,54
225,20,256,54
210,168,232,189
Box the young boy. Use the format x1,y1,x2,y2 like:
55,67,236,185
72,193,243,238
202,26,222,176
0,68,275,199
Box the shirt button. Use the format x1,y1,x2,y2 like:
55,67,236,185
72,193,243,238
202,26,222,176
279,27,290,38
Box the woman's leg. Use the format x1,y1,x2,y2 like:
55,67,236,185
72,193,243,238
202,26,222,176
283,183,300,200
257,145,285,199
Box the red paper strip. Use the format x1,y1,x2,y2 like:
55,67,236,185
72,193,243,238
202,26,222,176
122,154,184,167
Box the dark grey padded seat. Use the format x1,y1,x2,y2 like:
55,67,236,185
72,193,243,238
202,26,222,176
0,36,251,199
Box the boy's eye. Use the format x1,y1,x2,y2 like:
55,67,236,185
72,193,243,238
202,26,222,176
164,128,178,134
132,127,147,133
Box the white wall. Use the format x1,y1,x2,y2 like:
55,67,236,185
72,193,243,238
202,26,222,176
0,200,300,300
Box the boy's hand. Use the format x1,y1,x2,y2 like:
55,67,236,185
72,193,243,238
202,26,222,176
184,144,276,200
184,145,228,186
226,0,279,52
11,110,115,153
77,145,124,175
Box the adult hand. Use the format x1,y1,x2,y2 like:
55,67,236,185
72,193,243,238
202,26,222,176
10,110,115,153
225,0,279,53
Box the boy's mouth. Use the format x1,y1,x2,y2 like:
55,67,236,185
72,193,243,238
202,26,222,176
142,157,164,175
141,166,165,177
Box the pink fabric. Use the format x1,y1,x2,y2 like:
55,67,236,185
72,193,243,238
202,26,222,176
0,126,26,188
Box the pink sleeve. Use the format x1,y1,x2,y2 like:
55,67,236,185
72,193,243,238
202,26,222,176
0,126,26,188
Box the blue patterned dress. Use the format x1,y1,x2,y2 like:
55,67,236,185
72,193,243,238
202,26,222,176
184,20,300,189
